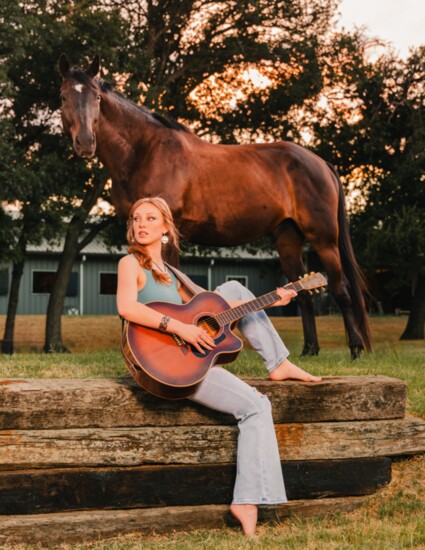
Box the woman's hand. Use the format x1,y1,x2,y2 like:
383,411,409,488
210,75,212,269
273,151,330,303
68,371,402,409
273,287,297,307
172,321,216,354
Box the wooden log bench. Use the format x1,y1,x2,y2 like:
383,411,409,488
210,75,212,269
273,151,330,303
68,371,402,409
0,375,424,546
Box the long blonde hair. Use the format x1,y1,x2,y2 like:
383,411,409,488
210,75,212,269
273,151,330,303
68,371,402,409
126,197,180,284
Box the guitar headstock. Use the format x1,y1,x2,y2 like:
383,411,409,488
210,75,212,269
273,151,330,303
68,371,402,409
290,272,327,294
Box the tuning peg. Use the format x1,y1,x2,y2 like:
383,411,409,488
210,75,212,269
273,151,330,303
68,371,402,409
309,290,313,295
299,275,302,280
321,287,326,293
310,271,314,276
315,289,320,294
304,274,308,279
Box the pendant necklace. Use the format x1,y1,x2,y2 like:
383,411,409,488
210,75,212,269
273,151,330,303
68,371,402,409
152,260,168,274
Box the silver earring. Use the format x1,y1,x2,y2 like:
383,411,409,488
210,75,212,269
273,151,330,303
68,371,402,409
161,234,169,244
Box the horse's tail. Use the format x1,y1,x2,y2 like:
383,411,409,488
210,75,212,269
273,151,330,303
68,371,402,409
328,163,372,351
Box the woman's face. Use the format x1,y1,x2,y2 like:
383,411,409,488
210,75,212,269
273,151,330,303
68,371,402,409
132,203,168,246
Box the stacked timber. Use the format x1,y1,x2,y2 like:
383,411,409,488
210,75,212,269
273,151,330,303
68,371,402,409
0,375,424,545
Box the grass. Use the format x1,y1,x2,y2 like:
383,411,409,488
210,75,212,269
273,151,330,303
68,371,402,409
1,314,424,549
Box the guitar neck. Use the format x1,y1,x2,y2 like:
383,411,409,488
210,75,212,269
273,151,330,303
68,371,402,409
215,281,301,326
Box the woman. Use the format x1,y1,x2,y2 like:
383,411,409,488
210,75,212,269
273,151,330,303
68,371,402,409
117,197,321,537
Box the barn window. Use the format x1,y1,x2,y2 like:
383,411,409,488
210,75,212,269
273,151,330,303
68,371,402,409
0,269,8,295
32,271,78,296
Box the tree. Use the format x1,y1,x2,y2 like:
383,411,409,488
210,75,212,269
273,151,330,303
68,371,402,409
309,36,425,339
0,109,64,353
0,0,130,352
113,0,339,142
43,169,114,352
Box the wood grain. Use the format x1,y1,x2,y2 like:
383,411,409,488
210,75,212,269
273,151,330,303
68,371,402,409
0,458,390,514
0,375,406,429
0,497,366,545
0,417,423,469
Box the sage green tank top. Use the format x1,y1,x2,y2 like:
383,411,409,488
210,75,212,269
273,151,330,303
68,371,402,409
137,267,183,305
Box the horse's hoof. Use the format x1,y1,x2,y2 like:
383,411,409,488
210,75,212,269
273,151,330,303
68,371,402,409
301,344,320,356
350,345,364,360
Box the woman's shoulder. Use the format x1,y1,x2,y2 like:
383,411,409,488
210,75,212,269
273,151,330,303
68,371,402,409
118,255,147,288
118,254,145,272
119,254,139,265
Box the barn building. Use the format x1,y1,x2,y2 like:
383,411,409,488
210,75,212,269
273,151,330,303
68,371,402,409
0,240,303,317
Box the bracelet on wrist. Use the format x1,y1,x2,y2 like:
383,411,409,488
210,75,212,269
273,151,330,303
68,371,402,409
159,315,170,332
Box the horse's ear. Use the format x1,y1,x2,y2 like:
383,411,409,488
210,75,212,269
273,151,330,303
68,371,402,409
86,55,100,78
59,54,70,78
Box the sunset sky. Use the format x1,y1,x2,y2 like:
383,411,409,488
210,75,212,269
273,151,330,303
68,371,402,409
339,0,424,58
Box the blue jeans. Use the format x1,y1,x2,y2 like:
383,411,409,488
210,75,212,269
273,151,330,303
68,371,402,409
188,281,288,505
189,367,287,505
215,280,290,373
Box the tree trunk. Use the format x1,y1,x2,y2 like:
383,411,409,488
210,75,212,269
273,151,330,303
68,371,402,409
43,176,112,353
43,217,112,353
400,272,425,340
1,237,26,355
43,220,82,353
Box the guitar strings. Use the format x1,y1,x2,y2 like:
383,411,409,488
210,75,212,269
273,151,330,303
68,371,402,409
199,316,220,333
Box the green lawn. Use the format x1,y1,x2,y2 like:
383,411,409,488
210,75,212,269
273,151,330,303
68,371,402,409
1,315,424,549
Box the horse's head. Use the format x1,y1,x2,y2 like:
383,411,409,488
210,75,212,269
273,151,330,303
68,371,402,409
59,55,101,158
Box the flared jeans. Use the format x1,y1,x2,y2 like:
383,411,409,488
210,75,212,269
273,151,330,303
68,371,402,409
188,280,288,505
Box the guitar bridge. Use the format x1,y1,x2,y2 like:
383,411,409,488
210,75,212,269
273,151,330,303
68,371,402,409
172,333,185,347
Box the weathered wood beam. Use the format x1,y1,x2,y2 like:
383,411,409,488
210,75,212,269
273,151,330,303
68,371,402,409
0,376,406,429
0,497,366,546
1,417,423,469
0,458,390,514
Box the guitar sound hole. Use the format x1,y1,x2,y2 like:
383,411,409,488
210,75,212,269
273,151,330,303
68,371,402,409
197,316,220,337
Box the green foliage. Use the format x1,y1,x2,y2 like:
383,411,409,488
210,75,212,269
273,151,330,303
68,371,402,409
310,36,425,325
119,0,338,142
0,1,130,258
359,206,425,288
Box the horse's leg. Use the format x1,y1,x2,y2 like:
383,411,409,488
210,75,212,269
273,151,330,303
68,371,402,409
312,244,365,359
273,221,320,356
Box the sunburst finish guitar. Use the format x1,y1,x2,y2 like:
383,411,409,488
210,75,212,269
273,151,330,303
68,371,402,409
121,272,327,399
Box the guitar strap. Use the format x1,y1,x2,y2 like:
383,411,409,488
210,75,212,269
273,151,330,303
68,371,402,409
164,262,205,297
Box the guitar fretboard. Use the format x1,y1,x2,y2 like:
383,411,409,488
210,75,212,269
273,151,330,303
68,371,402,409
215,281,302,326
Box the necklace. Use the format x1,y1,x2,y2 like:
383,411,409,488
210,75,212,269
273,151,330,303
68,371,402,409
152,260,168,274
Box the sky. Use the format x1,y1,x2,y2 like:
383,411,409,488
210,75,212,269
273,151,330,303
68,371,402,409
338,0,424,58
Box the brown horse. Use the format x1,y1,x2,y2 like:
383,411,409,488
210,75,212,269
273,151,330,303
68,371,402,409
59,55,371,358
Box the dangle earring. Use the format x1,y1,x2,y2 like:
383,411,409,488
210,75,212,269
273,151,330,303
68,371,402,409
161,233,169,245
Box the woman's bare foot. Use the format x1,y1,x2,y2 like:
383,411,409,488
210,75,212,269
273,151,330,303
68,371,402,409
270,358,322,382
230,503,258,537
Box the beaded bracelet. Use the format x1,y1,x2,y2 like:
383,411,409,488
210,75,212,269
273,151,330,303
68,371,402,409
159,315,170,332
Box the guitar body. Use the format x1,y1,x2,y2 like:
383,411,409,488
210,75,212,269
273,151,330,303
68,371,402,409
121,291,243,399
121,272,327,400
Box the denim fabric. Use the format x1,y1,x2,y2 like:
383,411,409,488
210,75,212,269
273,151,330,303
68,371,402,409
188,280,289,505
215,280,290,373
189,366,287,505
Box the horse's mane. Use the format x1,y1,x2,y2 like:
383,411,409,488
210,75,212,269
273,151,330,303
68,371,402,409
69,69,191,134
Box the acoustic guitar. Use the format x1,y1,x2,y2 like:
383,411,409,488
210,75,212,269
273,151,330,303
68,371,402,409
121,272,327,399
